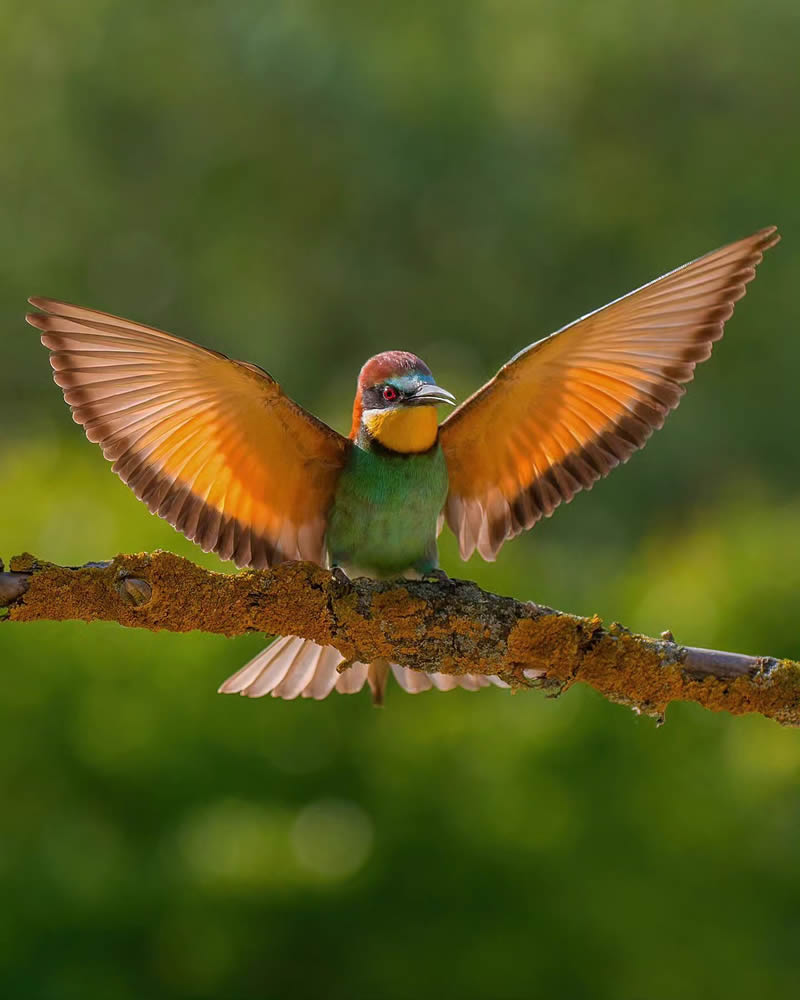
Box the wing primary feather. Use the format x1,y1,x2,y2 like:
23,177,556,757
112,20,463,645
29,298,349,568
440,228,779,560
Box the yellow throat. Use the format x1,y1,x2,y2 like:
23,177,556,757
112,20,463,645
364,406,440,453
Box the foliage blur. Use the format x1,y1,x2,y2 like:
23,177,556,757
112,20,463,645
2,1,800,997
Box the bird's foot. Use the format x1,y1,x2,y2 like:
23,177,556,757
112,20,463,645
423,568,456,588
331,566,351,586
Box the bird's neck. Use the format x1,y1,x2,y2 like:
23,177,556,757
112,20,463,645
354,406,440,454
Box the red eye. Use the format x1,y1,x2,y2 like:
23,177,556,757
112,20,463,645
382,385,398,401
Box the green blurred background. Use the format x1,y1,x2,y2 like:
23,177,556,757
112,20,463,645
2,1,799,997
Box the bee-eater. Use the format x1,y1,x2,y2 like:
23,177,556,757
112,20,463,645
27,227,779,703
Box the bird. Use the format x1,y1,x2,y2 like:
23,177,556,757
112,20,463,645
27,226,779,704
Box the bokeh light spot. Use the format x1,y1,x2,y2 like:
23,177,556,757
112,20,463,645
290,798,373,880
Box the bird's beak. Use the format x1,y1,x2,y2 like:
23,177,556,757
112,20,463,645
411,383,456,406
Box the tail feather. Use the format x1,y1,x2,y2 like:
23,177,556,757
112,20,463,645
218,635,296,695
367,660,391,706
335,660,369,695
271,641,324,700
219,636,508,703
302,646,342,700
391,664,433,693
428,671,460,692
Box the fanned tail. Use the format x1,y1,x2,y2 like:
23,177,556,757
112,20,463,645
218,637,508,705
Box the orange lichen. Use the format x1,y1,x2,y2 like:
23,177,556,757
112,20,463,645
506,614,585,681
5,550,800,726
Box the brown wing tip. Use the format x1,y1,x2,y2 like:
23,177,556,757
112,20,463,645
28,295,57,312
27,296,64,329
25,310,48,331
28,296,86,321
752,225,780,252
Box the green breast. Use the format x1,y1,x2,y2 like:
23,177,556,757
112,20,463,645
327,442,449,577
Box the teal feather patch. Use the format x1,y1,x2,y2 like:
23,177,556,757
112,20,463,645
327,442,448,577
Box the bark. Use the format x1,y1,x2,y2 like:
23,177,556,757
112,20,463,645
2,550,798,726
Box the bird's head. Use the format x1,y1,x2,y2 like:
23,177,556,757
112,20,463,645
350,351,456,453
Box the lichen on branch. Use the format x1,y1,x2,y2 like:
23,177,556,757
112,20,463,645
2,551,799,726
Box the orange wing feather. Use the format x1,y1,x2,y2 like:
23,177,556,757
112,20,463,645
27,298,350,568
440,227,780,561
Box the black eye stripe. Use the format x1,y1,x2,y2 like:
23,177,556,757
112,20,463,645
362,383,410,409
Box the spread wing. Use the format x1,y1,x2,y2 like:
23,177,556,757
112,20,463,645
440,227,779,561
27,298,350,569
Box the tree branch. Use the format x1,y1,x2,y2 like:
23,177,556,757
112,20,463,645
2,551,798,725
